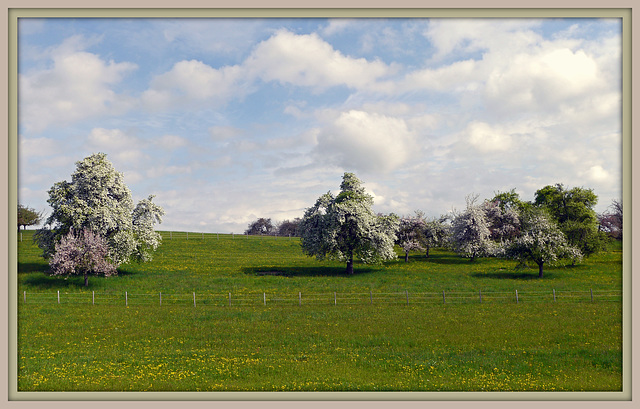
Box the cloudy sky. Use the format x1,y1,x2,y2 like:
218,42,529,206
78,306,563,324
18,17,622,233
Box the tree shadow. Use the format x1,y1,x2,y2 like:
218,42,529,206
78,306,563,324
18,262,49,274
243,266,376,277
471,270,556,280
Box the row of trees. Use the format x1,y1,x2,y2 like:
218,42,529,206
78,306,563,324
297,174,620,278
30,153,620,285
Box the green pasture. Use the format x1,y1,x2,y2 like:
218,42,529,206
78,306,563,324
16,230,623,392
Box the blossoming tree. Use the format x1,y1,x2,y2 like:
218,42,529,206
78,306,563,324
504,210,582,278
35,153,165,281
299,172,399,274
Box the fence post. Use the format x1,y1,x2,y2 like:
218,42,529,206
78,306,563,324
442,290,445,304
126,291,128,306
23,291,26,303
479,290,482,303
299,292,302,306
553,289,556,302
591,288,594,302
516,290,519,304
217,233,219,240
334,292,337,306
170,231,172,240
186,232,188,240
264,292,266,306
406,290,409,306
57,290,60,304
160,292,162,306
92,291,95,305
370,290,373,305
229,292,231,306
193,292,196,307
202,232,204,240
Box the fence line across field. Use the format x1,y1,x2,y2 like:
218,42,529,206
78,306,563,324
21,288,622,307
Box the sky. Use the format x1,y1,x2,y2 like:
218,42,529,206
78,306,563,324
17,17,623,234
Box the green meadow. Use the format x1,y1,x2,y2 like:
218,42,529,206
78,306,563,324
16,230,623,392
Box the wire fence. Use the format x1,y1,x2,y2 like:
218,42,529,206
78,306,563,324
20,288,622,307
157,231,299,240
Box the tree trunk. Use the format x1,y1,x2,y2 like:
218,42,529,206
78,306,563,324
405,251,409,262
425,246,430,258
346,258,354,275
84,273,89,287
538,262,544,279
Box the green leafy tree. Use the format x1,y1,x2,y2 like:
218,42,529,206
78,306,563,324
534,184,607,257
17,204,42,231
505,209,582,278
35,153,164,267
299,172,399,274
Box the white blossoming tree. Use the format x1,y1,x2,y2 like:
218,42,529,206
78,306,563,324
35,153,165,275
450,195,497,262
396,212,426,262
505,210,582,278
299,172,400,274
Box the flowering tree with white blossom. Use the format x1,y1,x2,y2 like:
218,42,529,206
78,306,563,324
299,172,399,274
504,210,582,278
35,153,164,273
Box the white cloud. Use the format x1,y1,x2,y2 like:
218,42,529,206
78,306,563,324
19,36,137,133
141,60,244,110
315,110,417,174
463,121,513,152
245,29,392,91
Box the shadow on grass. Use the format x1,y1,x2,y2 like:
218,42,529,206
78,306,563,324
471,270,556,280
18,262,49,274
21,266,134,289
243,266,376,277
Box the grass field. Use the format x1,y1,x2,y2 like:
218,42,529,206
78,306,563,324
16,230,623,392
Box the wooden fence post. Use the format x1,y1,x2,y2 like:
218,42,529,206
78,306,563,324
591,288,594,302
170,231,172,240
334,292,337,306
406,290,409,306
23,291,26,303
479,290,482,303
516,290,519,304
299,292,302,306
160,292,162,306
92,291,95,305
370,290,373,305
264,292,266,306
57,290,60,304
125,291,128,306
229,292,231,306
193,292,196,307
553,289,556,302
442,290,445,304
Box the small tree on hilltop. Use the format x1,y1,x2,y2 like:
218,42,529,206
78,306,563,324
299,172,399,274
18,204,43,231
245,218,274,235
49,228,117,287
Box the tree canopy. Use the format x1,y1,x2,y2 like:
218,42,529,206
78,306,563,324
299,172,399,274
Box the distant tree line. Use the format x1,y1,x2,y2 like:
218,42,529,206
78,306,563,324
244,217,302,237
